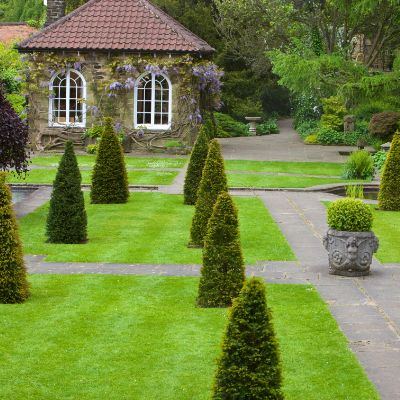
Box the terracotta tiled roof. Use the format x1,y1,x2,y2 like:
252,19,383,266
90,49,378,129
16,0,214,53
0,23,37,44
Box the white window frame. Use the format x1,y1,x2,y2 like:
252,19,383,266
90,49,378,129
133,72,172,130
48,69,87,128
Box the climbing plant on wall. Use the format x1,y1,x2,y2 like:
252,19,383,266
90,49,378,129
16,52,224,150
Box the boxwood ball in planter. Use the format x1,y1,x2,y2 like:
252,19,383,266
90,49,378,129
323,198,379,276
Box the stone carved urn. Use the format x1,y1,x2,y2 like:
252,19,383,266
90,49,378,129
323,229,379,276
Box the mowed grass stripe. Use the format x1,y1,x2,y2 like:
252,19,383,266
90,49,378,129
0,276,379,400
8,169,179,185
19,193,295,264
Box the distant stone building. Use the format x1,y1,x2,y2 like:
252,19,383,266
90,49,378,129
0,22,37,45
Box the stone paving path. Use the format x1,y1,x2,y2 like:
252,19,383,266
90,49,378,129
220,118,376,163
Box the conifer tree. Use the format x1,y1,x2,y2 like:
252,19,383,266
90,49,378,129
0,172,31,303
183,125,210,205
378,131,400,211
46,139,87,243
211,277,284,400
90,117,129,204
197,192,245,307
189,139,228,246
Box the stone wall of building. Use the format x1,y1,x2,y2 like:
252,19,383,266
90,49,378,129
29,51,195,151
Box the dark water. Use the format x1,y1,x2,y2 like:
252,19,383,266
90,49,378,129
11,189,35,205
327,188,379,200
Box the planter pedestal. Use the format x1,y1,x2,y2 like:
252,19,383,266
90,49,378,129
121,137,131,153
323,228,379,276
84,137,97,147
245,117,261,136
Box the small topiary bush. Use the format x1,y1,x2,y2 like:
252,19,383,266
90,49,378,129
327,198,374,232
86,144,98,154
46,140,87,244
189,139,228,246
183,126,210,205
256,120,279,135
378,131,400,211
369,111,400,141
304,134,319,144
197,192,245,308
90,117,129,204
320,96,348,132
317,127,344,144
211,277,284,400
340,150,376,180
164,141,182,148
0,172,31,303
373,150,388,173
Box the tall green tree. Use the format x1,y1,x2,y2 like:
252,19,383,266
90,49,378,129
197,192,245,307
183,124,210,205
189,139,228,246
0,172,31,303
211,277,284,400
46,139,87,244
90,117,129,204
378,131,400,211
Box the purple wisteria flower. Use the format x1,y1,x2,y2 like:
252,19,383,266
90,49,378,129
20,55,29,62
122,64,135,73
74,62,82,71
87,106,99,115
14,77,22,82
113,123,123,133
40,81,52,88
49,94,56,99
124,77,139,90
47,69,55,77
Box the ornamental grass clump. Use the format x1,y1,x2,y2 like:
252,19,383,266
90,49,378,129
90,117,129,204
211,277,284,400
183,125,210,205
197,193,245,307
327,198,373,232
46,140,87,244
0,173,31,303
189,139,228,246
378,131,400,211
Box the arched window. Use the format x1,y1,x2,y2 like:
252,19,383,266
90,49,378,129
134,73,172,129
49,70,86,127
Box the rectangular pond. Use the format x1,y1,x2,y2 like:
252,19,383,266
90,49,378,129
11,188,37,205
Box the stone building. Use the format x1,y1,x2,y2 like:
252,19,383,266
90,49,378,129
15,0,215,151
0,22,37,44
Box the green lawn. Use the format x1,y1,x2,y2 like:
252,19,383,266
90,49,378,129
372,207,400,263
30,155,188,169
19,193,296,264
9,169,179,185
322,201,400,263
0,275,379,400
227,173,367,188
224,160,344,176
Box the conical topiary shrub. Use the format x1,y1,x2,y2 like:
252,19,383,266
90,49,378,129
211,277,284,400
189,139,228,246
90,117,129,204
197,192,245,307
46,139,87,244
378,131,400,210
183,125,210,205
0,172,31,303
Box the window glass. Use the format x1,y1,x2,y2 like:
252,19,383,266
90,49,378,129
135,73,170,128
50,70,85,125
